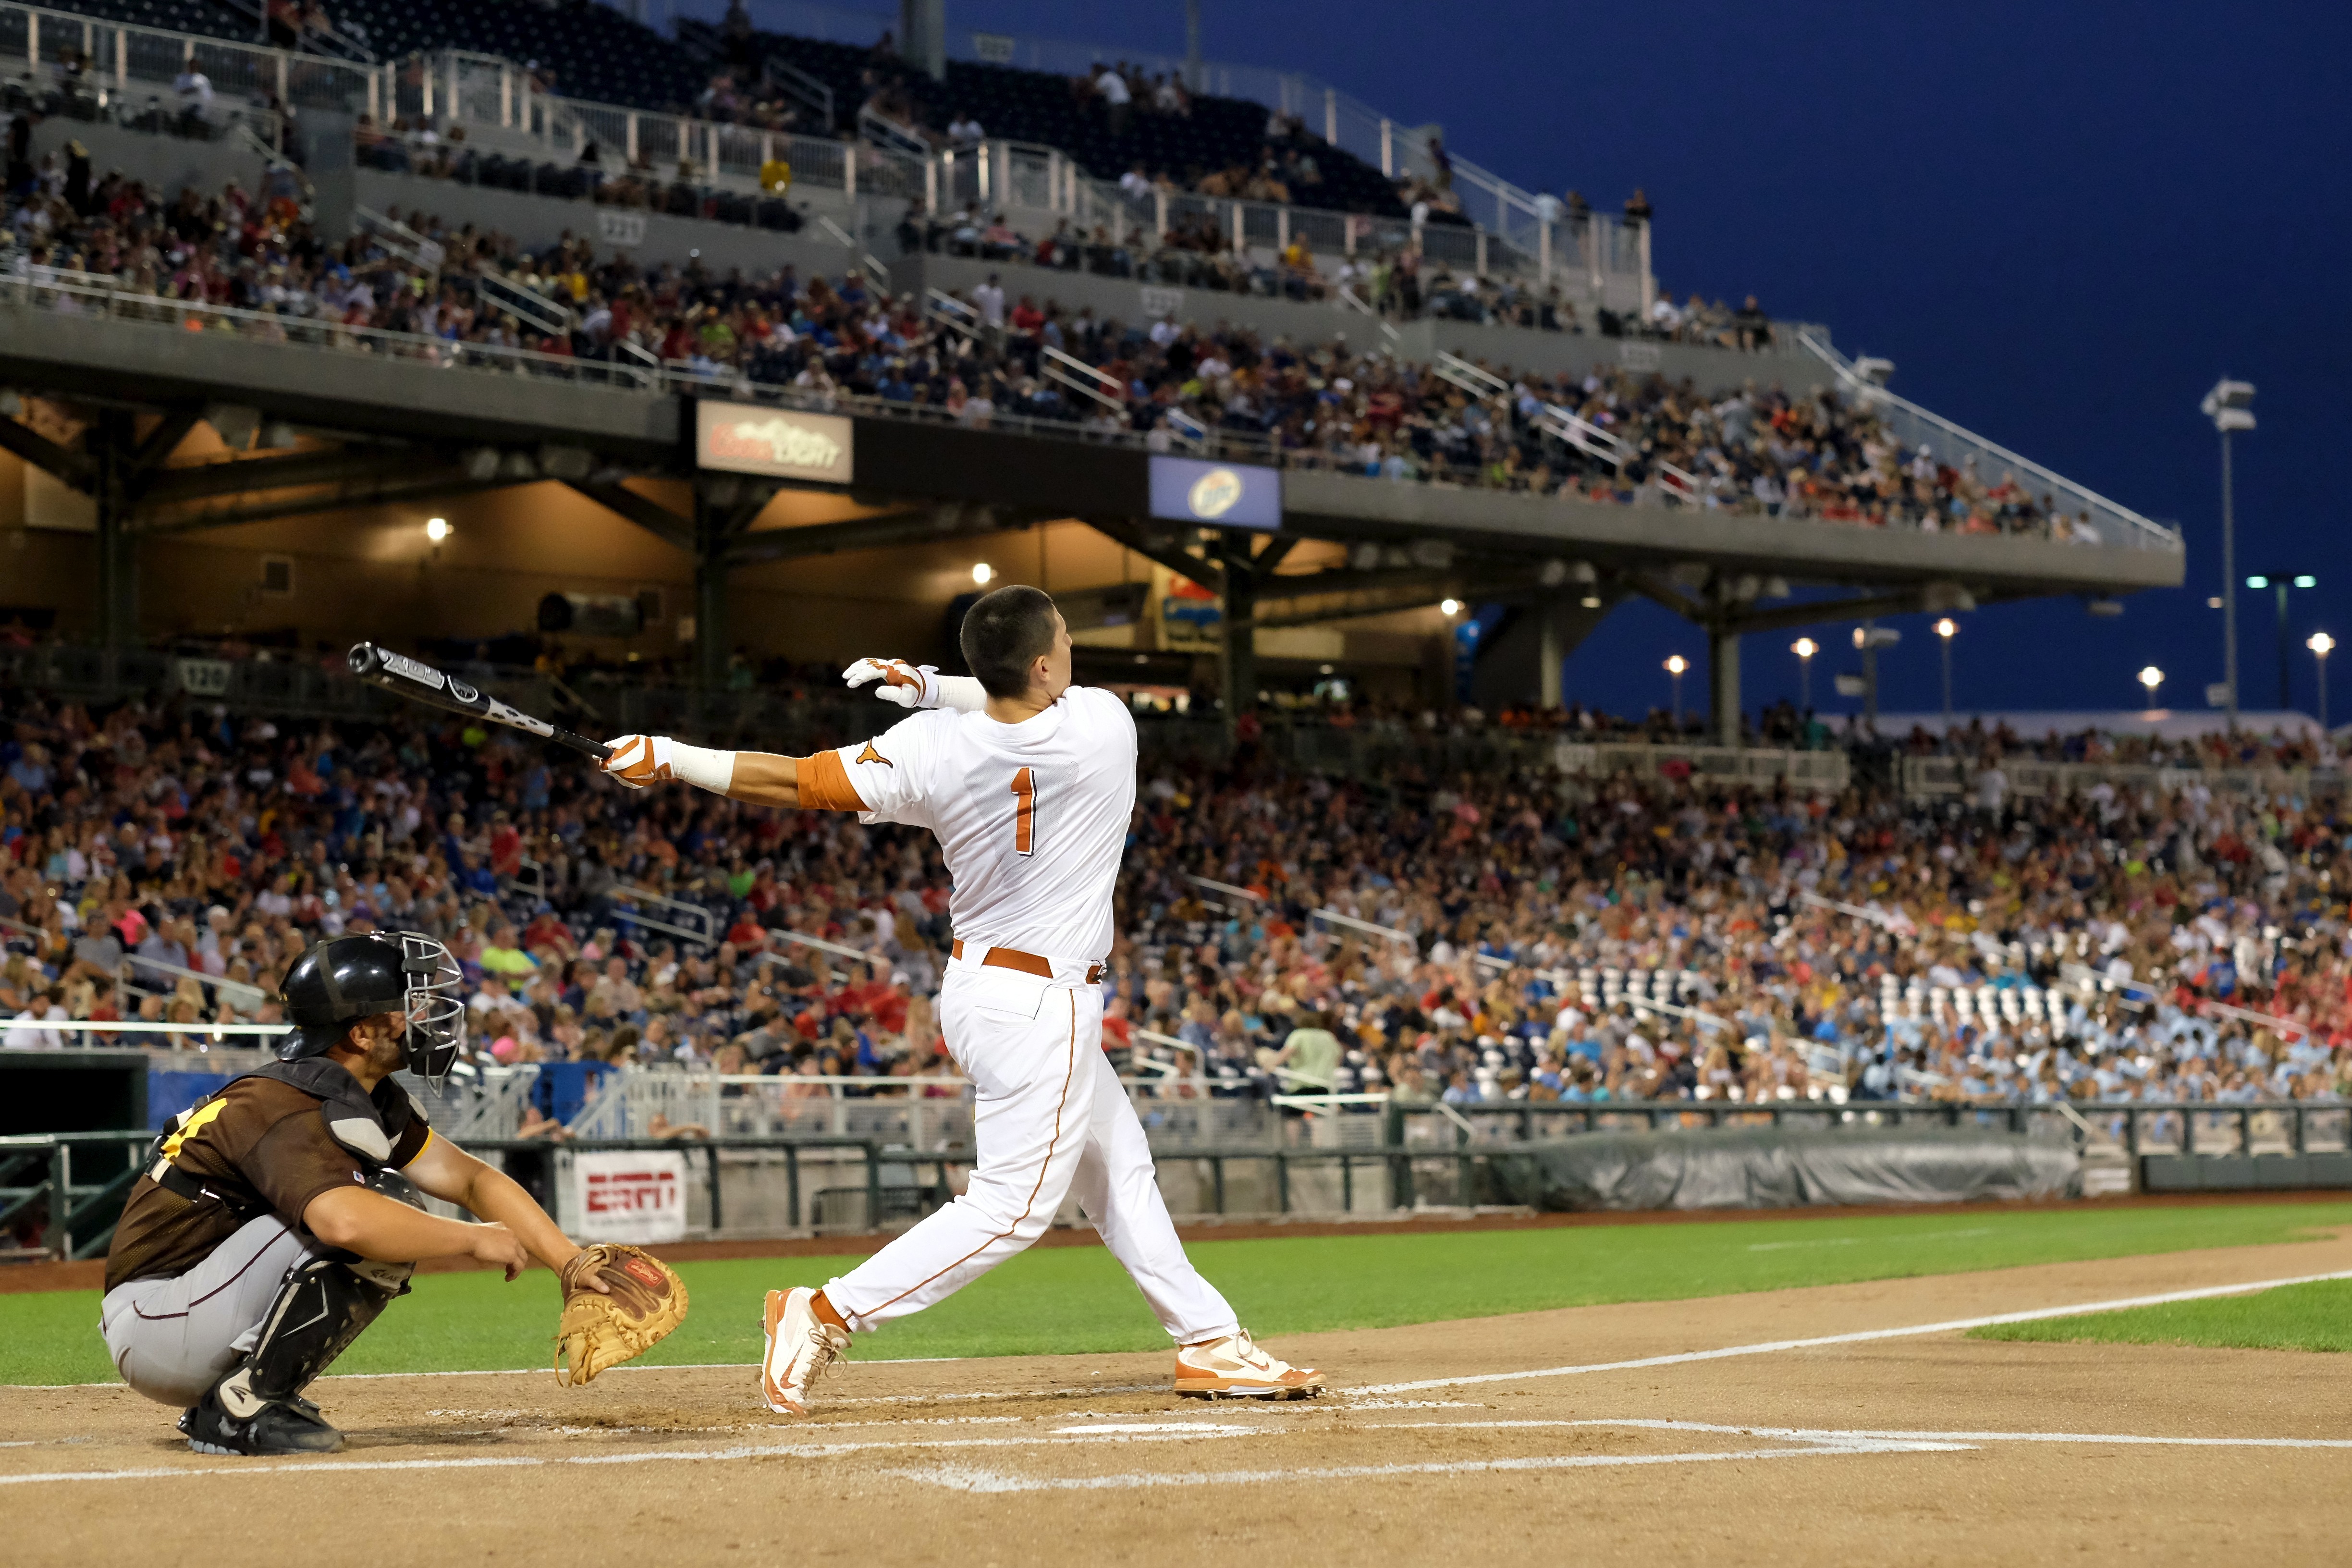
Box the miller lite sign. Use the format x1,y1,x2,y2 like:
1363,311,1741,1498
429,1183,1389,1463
696,402,856,484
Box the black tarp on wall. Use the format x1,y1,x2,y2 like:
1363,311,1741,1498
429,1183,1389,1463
1480,1127,2081,1212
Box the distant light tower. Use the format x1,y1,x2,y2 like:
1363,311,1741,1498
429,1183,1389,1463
1792,637,1817,710
2311,631,2335,731
2139,664,2165,710
2246,571,2318,710
2202,378,2255,723
1665,653,1688,731
1934,618,1957,725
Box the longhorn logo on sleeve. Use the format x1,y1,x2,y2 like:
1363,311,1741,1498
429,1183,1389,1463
856,744,894,767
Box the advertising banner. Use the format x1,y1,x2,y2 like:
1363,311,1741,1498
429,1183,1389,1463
1147,455,1281,531
697,402,856,484
569,1149,689,1244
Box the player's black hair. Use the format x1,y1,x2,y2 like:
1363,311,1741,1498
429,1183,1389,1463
960,585,1060,698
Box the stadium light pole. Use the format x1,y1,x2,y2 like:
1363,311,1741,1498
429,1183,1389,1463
2311,632,2334,730
1665,653,1687,732
2139,664,2165,710
1934,618,1957,725
2203,378,2255,724
2246,572,2317,711
1792,637,1816,710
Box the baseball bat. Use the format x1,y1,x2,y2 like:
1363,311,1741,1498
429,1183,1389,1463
346,643,612,761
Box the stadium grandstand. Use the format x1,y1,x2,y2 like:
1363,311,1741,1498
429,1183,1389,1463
25,0,2347,1252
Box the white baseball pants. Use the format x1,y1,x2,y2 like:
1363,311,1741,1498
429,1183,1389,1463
99,1214,313,1406
824,958,1240,1344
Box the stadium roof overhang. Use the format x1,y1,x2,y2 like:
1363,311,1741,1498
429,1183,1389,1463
0,308,2181,638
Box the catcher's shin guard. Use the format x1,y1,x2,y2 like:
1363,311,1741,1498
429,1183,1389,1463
209,1253,413,1426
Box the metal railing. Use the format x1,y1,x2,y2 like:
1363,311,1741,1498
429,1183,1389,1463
4,241,2151,567
0,642,555,726
388,48,926,202
0,1,380,113
933,138,1643,297
0,1131,151,1262
1793,329,2180,552
650,0,1645,297
7,1096,2348,1260
1899,755,2334,801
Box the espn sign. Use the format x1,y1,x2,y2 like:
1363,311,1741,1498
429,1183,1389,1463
696,401,855,484
569,1150,689,1243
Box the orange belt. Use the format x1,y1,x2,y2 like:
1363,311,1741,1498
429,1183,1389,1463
951,939,1102,985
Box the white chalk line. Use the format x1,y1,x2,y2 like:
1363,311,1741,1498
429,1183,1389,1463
879,1444,1951,1494
1608,1419,2352,1451
1349,1268,2352,1395
12,1413,2352,1489
1746,1226,1994,1252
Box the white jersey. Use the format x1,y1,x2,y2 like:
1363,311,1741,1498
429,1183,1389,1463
825,686,1135,962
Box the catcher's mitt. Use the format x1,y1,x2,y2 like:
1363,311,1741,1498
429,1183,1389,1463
555,1243,688,1386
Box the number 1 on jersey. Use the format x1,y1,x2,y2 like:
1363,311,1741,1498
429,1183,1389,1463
1009,767,1038,855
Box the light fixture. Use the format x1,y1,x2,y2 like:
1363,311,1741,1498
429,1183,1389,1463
971,562,994,585
1792,637,1816,659
1440,598,1460,616
2138,665,2164,697
2208,596,2224,610
2312,632,2337,657
1665,654,1688,676
424,517,452,543
1934,618,1957,639
2296,575,2318,589
2247,575,2270,589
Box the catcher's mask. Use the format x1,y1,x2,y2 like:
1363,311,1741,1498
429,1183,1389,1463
280,932,467,1088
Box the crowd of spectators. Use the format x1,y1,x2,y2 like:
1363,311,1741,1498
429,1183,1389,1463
3,160,2090,542
0,174,2081,539
5,686,2352,1128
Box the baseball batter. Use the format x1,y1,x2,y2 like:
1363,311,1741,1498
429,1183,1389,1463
98,931,686,1455
601,584,1323,1412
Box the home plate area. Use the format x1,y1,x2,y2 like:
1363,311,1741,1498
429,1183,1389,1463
17,1256,2352,1568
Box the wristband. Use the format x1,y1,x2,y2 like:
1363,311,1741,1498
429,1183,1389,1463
931,675,989,714
667,742,737,794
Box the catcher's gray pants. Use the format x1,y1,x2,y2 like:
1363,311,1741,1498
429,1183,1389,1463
99,1215,314,1407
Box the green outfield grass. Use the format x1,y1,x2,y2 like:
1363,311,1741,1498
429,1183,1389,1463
7,1201,2349,1387
1970,1276,2352,1354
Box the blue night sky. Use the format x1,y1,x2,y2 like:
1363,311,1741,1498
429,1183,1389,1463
765,0,2349,721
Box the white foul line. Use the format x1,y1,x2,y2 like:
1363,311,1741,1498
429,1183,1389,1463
12,1414,2352,1490
1349,1269,2352,1395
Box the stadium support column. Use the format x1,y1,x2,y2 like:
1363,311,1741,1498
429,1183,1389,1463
1219,529,1257,742
92,411,137,650
1708,625,1740,748
899,0,944,78
1539,602,1566,709
693,487,731,692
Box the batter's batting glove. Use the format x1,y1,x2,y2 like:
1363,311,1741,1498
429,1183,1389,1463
601,734,678,789
842,657,941,709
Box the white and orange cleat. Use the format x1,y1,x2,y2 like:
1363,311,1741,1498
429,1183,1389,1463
1173,1330,1325,1399
760,1287,850,1415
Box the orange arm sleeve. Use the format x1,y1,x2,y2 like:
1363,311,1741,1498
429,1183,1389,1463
796,751,870,813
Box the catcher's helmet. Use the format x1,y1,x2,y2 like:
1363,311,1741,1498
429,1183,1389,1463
280,932,467,1084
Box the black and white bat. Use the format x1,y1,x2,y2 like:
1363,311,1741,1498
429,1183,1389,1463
346,643,612,761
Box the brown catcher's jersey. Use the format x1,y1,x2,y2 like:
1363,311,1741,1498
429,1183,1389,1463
105,1067,432,1293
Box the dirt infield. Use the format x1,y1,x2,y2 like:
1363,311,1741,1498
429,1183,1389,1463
14,1232,2352,1567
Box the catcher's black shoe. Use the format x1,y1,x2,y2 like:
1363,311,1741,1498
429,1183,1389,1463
179,1379,345,1456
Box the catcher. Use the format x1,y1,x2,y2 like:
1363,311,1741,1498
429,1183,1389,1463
98,931,687,1456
